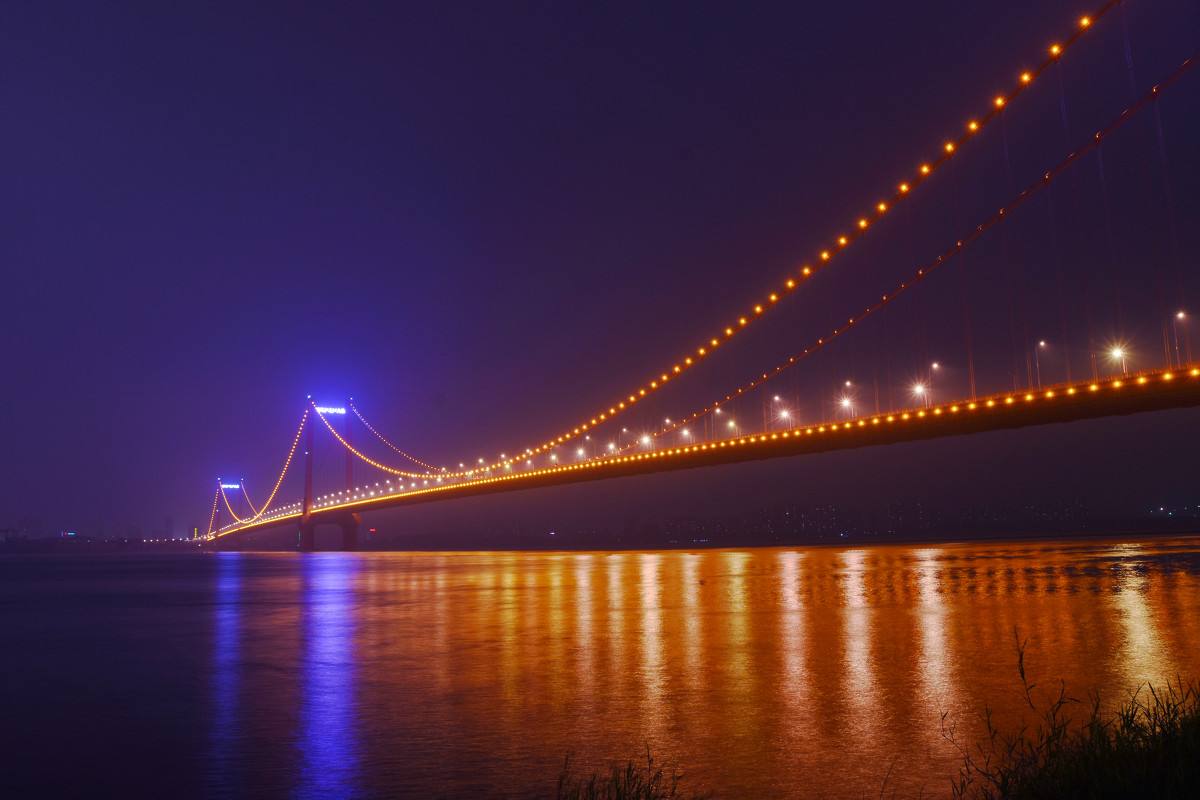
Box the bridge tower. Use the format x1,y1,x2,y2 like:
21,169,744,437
299,405,315,551
297,398,360,552
339,398,359,551
344,397,354,493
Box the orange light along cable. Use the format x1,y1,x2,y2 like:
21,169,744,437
645,51,1199,445
240,481,262,517
348,400,443,473
219,366,1200,535
215,408,310,533
323,404,534,481
313,404,442,479
204,487,220,537
215,7,1122,495
219,484,245,523
437,4,1118,473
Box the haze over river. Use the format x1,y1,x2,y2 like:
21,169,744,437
3,537,1199,797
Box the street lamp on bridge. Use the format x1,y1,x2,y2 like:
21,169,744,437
1109,345,1129,376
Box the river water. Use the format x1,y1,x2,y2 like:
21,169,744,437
3,537,1199,798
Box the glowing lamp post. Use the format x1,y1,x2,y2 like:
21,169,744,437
1034,341,1046,389
1173,311,1188,368
1109,346,1128,376
911,383,929,409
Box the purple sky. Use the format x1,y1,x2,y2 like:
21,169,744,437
4,1,1200,537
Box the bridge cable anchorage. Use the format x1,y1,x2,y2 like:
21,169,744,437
641,51,1200,447
348,400,442,473
431,5,1118,476
212,408,310,537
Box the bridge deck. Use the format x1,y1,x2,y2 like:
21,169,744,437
212,367,1200,540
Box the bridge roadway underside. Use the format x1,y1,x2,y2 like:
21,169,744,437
298,510,361,552
213,371,1200,546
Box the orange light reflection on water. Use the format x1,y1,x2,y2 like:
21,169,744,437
216,538,1200,798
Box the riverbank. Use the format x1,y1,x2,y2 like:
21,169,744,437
554,651,1200,799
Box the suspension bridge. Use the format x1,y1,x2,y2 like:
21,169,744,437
202,3,1200,549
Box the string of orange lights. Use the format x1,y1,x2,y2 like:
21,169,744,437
348,400,443,473
219,484,245,523
212,367,1200,536
431,4,1117,475
642,51,1197,445
204,487,220,537
257,45,1194,522
240,481,263,516
216,409,311,529
207,4,1132,524
313,404,444,478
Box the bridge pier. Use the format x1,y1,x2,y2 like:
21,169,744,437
338,512,360,551
297,511,361,552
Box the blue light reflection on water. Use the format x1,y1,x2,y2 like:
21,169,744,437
298,554,359,799
210,552,242,792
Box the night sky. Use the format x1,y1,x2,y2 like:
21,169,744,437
4,1,1200,538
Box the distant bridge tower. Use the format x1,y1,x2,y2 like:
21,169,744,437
213,478,222,535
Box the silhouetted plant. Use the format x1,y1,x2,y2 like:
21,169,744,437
555,745,709,800
557,639,1199,799
944,629,1200,799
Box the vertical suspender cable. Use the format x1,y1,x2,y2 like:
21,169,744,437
1094,147,1125,337
950,157,977,399
1120,2,1182,366
999,113,1024,390
1048,62,1075,383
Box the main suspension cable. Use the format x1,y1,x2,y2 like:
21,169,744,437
240,481,262,517
433,5,1119,473
313,404,441,479
348,400,443,473
219,484,244,523
646,52,1197,444
213,408,310,533
204,487,220,537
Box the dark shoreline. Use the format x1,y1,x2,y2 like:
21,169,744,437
3,528,1198,556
